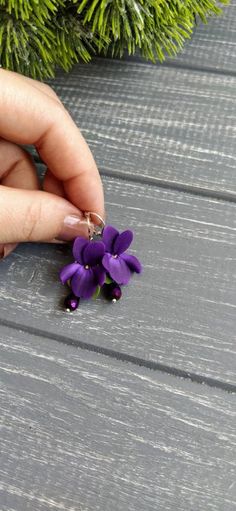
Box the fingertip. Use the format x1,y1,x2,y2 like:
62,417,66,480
63,173,105,224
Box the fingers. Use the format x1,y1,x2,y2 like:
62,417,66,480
18,75,62,104
2,69,62,104
0,69,105,219
43,168,66,198
0,139,41,257
0,138,40,190
0,186,92,244
0,140,90,254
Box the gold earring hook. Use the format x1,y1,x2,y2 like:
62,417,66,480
84,212,105,239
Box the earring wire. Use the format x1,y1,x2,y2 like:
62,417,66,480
84,212,105,239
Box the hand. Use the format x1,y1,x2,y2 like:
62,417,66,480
0,69,105,259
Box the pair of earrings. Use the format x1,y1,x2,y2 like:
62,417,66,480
59,212,142,311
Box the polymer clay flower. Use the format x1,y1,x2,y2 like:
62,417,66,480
59,237,106,299
102,225,142,285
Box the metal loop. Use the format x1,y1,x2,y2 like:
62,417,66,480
84,212,105,239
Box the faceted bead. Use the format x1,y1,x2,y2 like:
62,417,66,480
103,283,122,301
111,286,122,301
64,292,80,312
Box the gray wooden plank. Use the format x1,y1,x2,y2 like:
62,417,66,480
0,174,236,385
0,326,235,511
169,2,236,73
130,2,236,74
45,59,236,197
168,3,236,73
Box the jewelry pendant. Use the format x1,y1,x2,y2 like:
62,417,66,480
59,211,142,311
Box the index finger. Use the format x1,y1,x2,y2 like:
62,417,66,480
0,69,105,219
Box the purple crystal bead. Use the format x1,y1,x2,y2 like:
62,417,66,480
103,283,122,301
64,292,80,312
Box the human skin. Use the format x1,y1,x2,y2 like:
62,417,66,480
0,69,105,258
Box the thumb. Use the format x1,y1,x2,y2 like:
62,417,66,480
0,186,93,244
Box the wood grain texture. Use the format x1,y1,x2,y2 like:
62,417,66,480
0,173,236,385
1,13,236,510
1,326,236,511
45,59,236,197
131,3,236,74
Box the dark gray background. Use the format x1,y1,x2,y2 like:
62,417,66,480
1,3,236,510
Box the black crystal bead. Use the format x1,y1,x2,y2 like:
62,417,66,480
103,283,122,301
64,292,80,311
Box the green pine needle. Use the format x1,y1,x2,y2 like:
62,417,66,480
0,0,231,79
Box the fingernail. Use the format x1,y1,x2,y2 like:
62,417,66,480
57,215,93,241
0,243,18,260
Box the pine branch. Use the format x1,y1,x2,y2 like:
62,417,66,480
0,0,231,79
77,0,230,62
0,7,100,78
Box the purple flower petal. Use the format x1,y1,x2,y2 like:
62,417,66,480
102,253,132,285
83,241,105,266
93,265,106,286
71,266,97,299
121,253,142,273
102,225,119,253
72,237,89,264
59,262,80,284
113,230,133,255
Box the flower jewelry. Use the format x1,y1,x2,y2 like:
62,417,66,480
60,238,106,299
102,225,142,285
59,212,142,311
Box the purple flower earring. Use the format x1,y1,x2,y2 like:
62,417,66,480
59,212,142,311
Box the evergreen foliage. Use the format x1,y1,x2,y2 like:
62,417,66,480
0,0,230,79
